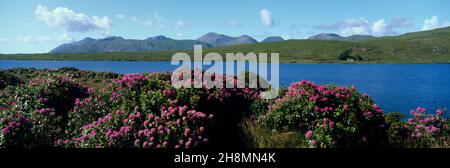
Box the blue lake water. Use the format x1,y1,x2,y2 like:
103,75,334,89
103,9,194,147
1,60,450,115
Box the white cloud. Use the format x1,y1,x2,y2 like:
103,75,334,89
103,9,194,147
225,20,243,27
339,18,369,28
153,12,166,29
314,17,414,36
177,33,183,37
174,20,185,29
338,18,371,36
57,33,74,42
260,9,275,27
422,16,439,30
370,17,414,36
129,12,166,28
116,14,126,19
341,26,371,36
371,18,414,36
371,19,389,36
316,18,368,30
314,18,371,36
421,15,449,30
154,12,164,23
35,5,111,34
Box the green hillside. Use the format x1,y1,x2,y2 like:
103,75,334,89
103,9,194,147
1,27,450,63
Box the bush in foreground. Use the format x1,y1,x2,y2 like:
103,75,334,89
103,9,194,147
262,80,388,148
1,68,449,148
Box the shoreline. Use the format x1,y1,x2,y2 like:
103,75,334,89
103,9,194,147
1,59,450,64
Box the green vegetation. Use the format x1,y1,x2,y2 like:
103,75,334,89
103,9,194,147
338,49,364,61
0,67,119,89
1,27,450,63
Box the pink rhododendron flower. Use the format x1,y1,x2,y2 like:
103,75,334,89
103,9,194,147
305,130,313,139
184,128,191,136
329,122,335,128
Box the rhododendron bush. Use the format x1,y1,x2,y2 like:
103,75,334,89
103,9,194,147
262,80,388,148
0,70,259,148
1,75,89,147
401,108,449,147
0,68,449,148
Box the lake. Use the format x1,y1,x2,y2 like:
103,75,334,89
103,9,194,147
1,60,450,116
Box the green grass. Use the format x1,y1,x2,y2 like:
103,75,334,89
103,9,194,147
2,27,450,63
242,119,308,148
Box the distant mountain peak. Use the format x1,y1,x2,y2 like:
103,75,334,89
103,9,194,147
102,36,125,41
197,32,229,41
204,32,223,36
81,37,95,41
308,33,342,40
261,36,284,43
197,32,257,47
239,35,252,38
146,35,172,41
49,36,212,54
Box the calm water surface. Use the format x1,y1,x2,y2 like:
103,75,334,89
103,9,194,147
1,60,449,115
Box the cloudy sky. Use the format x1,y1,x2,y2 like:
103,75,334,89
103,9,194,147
1,0,450,54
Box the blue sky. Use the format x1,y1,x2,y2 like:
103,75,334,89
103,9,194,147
1,0,450,54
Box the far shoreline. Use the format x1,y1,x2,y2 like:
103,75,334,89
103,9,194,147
1,59,450,64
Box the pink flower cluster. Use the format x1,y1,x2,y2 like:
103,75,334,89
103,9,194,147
114,74,148,88
56,113,114,146
273,80,383,116
1,113,31,135
266,80,387,147
406,107,448,138
134,105,211,148
81,114,113,131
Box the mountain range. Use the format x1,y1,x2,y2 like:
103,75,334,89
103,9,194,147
49,35,213,54
3,26,450,63
48,28,443,55
196,32,258,47
49,32,376,54
308,33,376,41
49,33,295,53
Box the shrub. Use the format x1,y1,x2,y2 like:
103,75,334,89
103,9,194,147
384,112,410,147
338,49,363,61
402,108,449,147
57,73,214,148
264,80,388,148
2,68,448,148
0,74,89,147
0,71,22,89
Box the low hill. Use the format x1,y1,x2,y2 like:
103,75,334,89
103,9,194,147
261,36,284,43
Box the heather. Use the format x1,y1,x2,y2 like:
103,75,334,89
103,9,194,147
1,68,449,148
